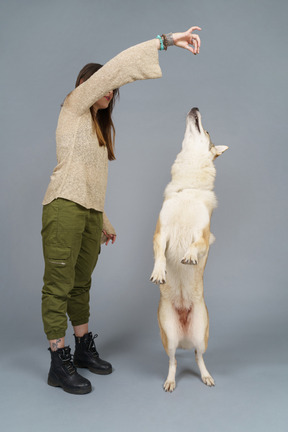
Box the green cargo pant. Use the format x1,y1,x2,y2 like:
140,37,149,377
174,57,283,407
41,198,103,340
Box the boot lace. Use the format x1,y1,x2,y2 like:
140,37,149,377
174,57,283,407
60,347,76,375
88,333,99,357
63,356,76,375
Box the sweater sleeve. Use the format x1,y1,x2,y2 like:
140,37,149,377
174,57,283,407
64,39,162,116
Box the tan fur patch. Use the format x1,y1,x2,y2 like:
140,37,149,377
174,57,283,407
204,304,210,351
158,307,169,354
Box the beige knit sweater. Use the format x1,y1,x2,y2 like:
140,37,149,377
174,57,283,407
43,39,162,236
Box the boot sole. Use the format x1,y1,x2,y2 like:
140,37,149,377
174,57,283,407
88,367,112,375
47,377,92,395
74,363,112,375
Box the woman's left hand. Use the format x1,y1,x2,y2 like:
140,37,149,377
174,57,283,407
103,230,116,245
173,26,202,54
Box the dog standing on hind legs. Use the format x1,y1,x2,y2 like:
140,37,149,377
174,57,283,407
150,107,228,392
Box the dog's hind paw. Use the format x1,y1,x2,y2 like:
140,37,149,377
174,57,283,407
163,379,176,393
202,375,215,387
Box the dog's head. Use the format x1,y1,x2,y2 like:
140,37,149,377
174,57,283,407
184,107,228,159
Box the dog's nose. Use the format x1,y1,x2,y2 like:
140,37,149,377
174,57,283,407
188,107,199,117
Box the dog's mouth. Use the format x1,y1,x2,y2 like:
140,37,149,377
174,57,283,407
187,108,214,149
189,107,201,133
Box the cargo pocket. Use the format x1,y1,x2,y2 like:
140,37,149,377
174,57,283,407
44,245,71,268
43,244,74,297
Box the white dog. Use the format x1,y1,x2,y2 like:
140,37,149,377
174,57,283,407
150,108,228,392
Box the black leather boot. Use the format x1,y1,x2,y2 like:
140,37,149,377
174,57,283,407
48,346,92,394
73,332,112,375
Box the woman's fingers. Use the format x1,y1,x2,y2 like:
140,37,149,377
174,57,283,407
187,26,202,33
173,26,201,54
103,229,116,245
191,36,201,54
192,33,201,47
188,28,201,54
186,44,197,54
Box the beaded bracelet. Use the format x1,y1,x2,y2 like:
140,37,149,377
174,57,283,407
156,35,165,51
161,33,174,50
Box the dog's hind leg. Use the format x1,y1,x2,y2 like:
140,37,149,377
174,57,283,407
164,346,178,392
158,295,179,392
192,302,215,387
181,225,210,265
195,350,215,387
150,218,167,284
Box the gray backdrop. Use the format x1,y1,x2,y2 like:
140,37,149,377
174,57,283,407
1,0,287,431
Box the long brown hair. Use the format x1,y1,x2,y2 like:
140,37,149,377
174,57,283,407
75,63,119,161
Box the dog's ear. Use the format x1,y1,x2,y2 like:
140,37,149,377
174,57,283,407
212,145,229,159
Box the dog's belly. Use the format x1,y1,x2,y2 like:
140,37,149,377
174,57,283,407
159,264,208,351
165,262,197,302
166,304,203,350
174,307,194,348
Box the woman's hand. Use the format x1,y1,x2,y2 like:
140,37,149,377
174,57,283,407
172,26,202,54
103,230,116,246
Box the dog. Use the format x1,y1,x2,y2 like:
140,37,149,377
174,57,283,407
150,107,228,392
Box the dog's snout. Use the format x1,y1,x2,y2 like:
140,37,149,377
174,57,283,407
189,107,199,116
187,107,201,133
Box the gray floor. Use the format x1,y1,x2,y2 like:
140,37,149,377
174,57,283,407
1,319,287,432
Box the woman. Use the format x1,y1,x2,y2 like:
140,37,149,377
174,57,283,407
41,27,201,395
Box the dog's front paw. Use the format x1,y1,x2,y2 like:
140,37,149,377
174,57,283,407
150,269,166,285
163,379,176,393
150,261,166,284
202,375,215,387
181,253,198,265
181,249,198,265
181,257,198,265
